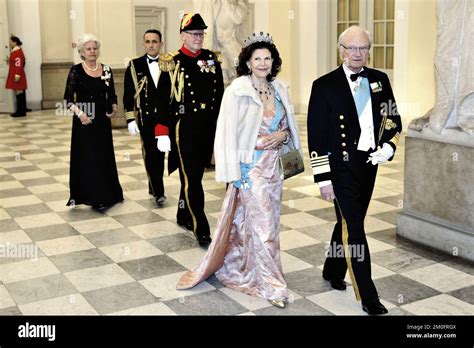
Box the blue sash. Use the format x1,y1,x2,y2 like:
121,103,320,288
354,77,370,117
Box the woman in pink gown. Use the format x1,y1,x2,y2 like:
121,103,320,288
176,33,302,309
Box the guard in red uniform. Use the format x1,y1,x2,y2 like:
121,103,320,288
6,36,28,117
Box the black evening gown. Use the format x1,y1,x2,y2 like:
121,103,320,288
64,63,123,207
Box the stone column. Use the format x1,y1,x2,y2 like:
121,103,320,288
398,0,474,262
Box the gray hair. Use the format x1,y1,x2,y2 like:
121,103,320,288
338,26,372,48
76,33,101,60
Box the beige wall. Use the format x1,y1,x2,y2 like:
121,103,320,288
39,0,73,63
298,0,331,114
268,0,299,107
84,0,135,69
394,0,437,126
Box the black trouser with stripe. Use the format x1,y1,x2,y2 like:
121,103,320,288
139,118,165,199
176,152,210,240
323,150,379,302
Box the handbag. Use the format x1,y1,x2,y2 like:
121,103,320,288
279,148,304,180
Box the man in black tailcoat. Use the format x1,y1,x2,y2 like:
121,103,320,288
307,26,402,315
123,29,171,206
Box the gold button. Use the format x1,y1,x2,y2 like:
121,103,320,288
200,103,206,109
342,143,346,147
341,133,346,138
190,91,194,95
342,151,348,156
194,108,197,112
188,83,191,86
185,75,189,78
211,107,214,110
214,80,216,83
213,89,216,92
212,98,215,101
339,115,344,120
175,112,178,115
192,100,195,103
181,68,184,71
146,112,149,115
340,125,345,129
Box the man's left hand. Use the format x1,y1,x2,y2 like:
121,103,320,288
367,143,394,165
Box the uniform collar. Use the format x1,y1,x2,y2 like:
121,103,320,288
180,45,201,58
12,46,20,52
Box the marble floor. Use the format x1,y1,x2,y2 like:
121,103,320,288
0,110,473,316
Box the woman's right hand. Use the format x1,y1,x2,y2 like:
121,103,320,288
78,112,92,125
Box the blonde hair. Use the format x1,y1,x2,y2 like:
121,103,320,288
76,33,101,60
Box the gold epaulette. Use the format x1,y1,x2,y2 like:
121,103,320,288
211,50,222,63
159,51,178,72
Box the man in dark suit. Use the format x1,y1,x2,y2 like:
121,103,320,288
307,26,402,315
155,13,224,246
123,29,171,207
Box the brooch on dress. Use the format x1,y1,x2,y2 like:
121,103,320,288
101,65,112,86
197,59,216,74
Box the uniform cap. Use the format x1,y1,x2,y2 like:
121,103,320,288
180,13,208,32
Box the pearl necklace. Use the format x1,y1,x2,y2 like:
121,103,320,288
83,62,99,72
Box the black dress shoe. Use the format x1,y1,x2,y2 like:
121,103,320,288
155,195,166,206
92,204,109,212
362,298,388,315
198,235,212,246
10,111,26,117
322,272,347,290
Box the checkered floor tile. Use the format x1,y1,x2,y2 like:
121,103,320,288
0,111,473,316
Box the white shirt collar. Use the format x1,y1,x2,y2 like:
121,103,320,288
146,55,159,63
342,63,365,79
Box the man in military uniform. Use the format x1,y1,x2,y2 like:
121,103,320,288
123,29,171,206
307,26,402,315
155,13,224,246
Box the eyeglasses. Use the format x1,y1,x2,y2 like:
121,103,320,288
340,44,370,53
185,32,207,39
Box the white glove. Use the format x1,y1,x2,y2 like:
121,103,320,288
156,135,171,152
367,143,394,165
127,120,140,136
319,183,335,201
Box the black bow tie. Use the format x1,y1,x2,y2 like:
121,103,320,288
350,70,368,81
148,57,158,64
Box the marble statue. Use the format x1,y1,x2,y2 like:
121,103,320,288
194,0,250,84
409,0,473,135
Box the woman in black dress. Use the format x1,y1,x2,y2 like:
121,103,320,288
64,33,123,211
